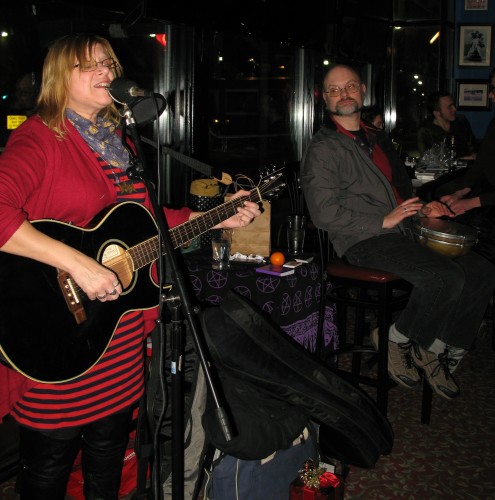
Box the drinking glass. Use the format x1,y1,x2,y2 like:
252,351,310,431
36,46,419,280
212,229,232,270
286,215,307,256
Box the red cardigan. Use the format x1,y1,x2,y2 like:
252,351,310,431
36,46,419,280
0,116,192,421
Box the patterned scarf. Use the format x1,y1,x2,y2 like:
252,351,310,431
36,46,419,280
66,108,130,170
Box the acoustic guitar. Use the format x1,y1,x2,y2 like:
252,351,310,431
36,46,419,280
0,169,285,383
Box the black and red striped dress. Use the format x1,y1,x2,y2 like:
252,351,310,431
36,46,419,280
12,153,152,430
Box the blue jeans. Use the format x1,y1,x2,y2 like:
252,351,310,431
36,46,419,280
345,233,495,350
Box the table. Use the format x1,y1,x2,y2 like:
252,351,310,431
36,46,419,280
183,252,338,354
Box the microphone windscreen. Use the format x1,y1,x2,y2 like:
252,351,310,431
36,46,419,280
107,77,139,104
129,94,167,126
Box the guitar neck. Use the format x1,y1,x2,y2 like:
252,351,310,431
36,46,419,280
171,189,262,247
128,187,263,270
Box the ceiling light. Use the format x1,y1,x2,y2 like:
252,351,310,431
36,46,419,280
430,31,440,44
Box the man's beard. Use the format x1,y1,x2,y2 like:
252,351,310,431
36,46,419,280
328,100,362,116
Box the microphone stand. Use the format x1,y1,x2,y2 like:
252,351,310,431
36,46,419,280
119,104,233,500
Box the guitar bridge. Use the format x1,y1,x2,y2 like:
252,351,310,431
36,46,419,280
57,269,87,325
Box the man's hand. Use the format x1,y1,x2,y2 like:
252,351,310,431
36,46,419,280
382,197,424,229
421,201,454,218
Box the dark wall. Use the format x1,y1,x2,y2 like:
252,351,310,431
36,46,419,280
454,2,495,139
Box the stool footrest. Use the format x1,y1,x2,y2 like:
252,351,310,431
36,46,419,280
338,345,375,355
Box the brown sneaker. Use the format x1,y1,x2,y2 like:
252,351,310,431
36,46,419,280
411,345,460,399
370,328,420,389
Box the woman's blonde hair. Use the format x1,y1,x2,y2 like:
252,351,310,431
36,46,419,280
34,33,123,137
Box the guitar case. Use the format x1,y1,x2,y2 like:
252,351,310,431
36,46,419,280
200,290,394,469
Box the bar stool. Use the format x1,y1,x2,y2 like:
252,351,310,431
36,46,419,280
316,229,433,424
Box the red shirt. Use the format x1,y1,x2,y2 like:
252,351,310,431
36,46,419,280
332,119,404,205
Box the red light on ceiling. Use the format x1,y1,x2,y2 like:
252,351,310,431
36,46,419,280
156,34,167,47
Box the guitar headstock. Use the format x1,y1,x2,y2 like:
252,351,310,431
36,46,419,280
257,163,286,201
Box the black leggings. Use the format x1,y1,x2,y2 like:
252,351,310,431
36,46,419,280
18,408,132,500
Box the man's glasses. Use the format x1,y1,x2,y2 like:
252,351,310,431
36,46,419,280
74,57,118,72
323,82,361,97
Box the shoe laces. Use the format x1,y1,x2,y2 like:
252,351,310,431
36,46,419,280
397,341,415,369
443,352,459,372
428,351,454,379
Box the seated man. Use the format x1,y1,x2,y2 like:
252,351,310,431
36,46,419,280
301,63,495,400
417,91,477,159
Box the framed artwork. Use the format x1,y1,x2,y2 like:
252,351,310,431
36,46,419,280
456,80,491,110
459,25,492,66
465,0,488,9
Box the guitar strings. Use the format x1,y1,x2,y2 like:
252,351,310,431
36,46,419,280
66,170,284,300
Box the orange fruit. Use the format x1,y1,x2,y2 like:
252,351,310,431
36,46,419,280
270,251,285,266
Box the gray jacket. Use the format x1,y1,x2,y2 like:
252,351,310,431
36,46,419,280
300,122,413,257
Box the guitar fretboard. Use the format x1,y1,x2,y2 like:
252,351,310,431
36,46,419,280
127,187,265,270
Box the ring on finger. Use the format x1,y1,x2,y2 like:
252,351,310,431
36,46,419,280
109,289,117,296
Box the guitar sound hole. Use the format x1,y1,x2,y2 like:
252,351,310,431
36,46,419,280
100,243,134,290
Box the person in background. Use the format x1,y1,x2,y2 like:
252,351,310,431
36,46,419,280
417,91,477,159
0,33,260,499
10,73,40,114
0,72,40,147
437,67,495,265
362,106,384,129
301,63,495,403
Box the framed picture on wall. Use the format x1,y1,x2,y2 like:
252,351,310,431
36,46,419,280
456,80,491,110
459,25,492,66
465,0,488,10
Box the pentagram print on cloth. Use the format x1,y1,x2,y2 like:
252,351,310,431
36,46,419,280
280,293,291,315
207,270,229,289
232,285,252,300
299,265,309,278
261,300,275,315
304,285,314,309
309,265,319,281
190,275,203,297
205,295,224,306
292,290,303,314
256,275,281,294
284,273,298,288
184,257,339,355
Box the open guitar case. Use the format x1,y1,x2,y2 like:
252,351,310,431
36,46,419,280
199,289,394,470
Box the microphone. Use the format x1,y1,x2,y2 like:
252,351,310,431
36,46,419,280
129,94,167,126
107,77,154,105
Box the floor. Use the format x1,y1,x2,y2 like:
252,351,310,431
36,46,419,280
1,328,494,499
343,325,495,499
